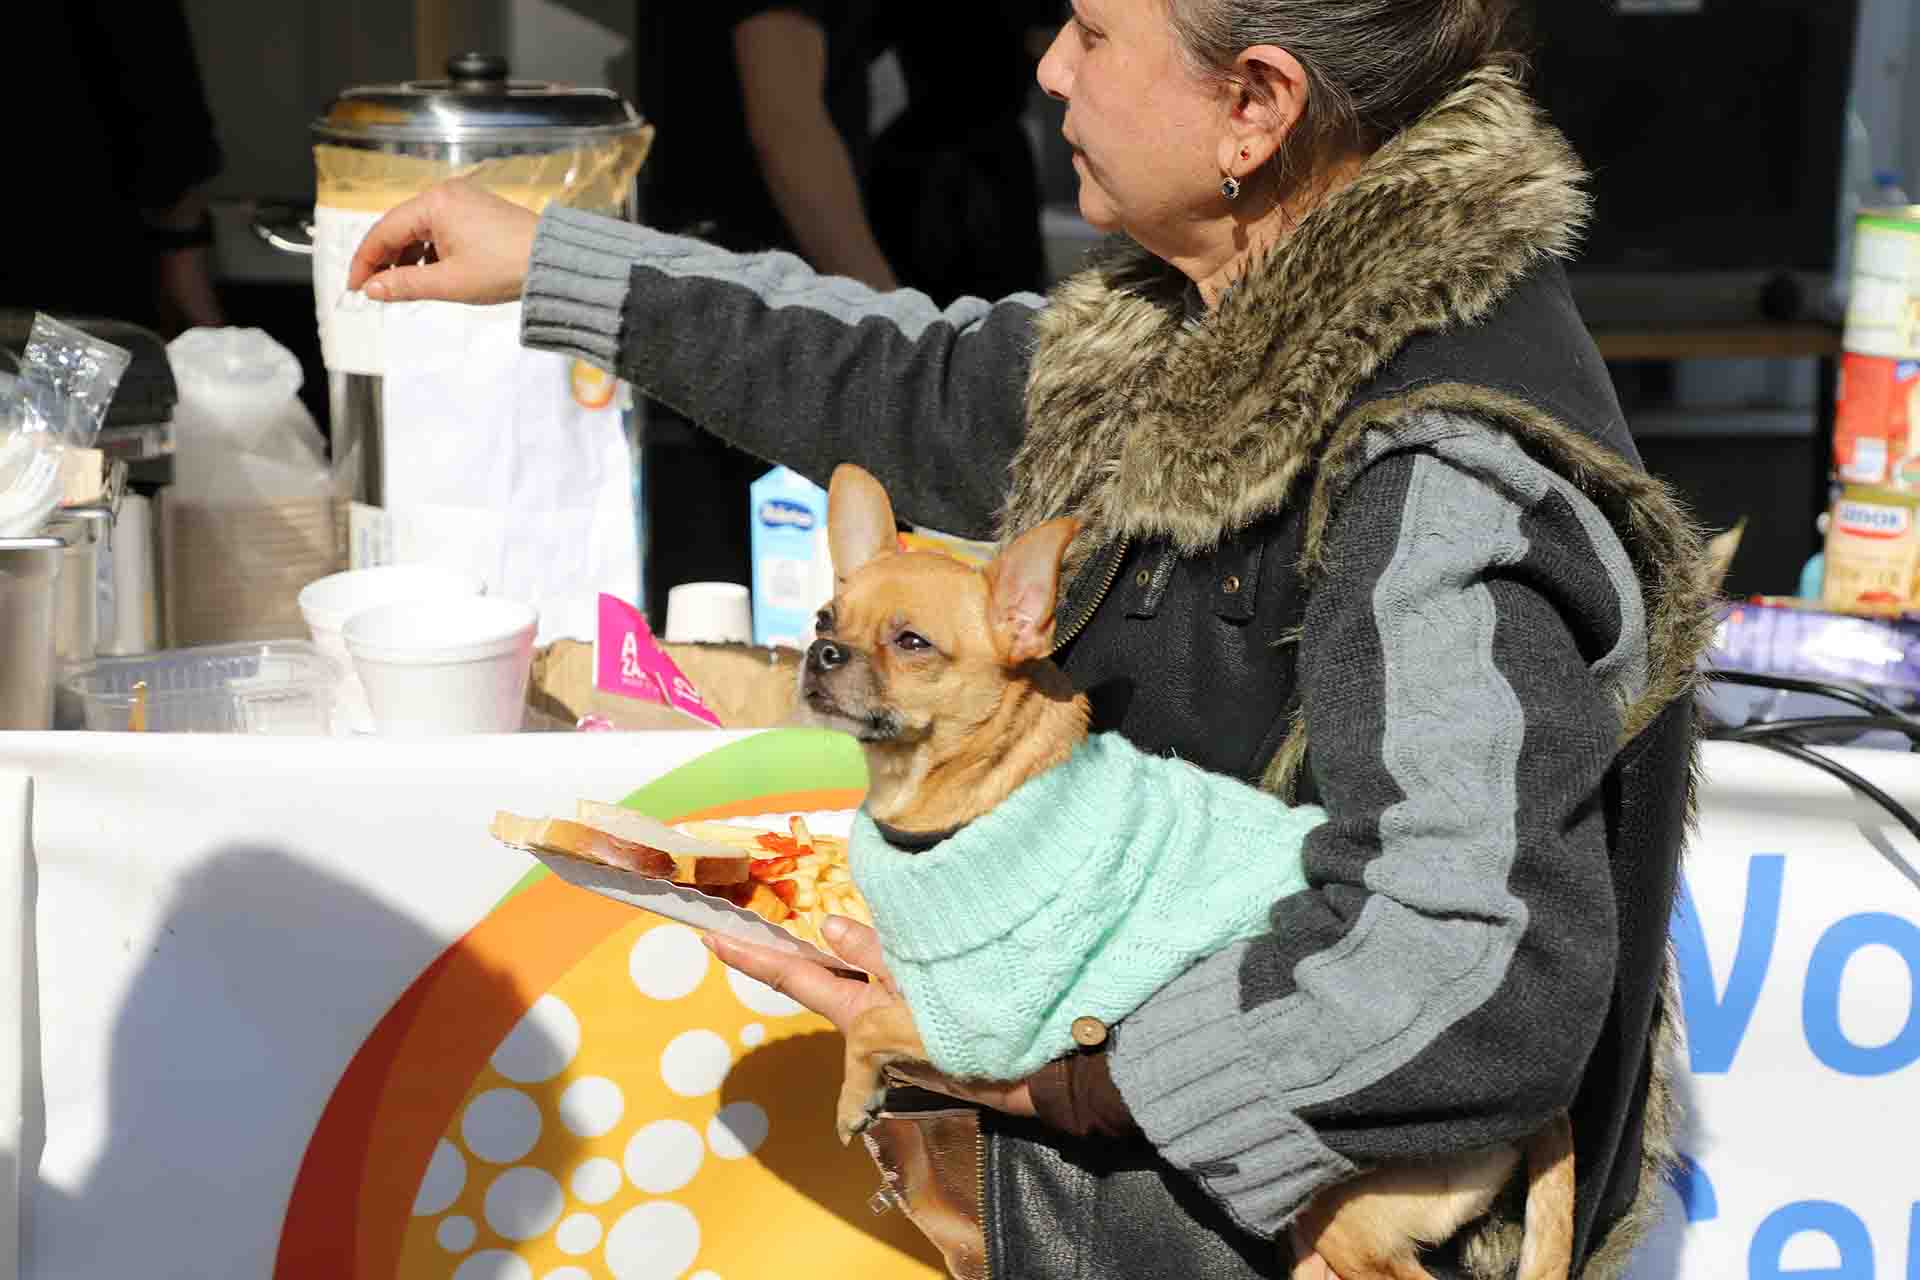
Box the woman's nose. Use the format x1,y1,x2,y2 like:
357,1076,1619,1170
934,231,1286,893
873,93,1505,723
1036,22,1072,102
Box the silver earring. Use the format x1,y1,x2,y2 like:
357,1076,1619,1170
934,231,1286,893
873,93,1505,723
1221,174,1241,201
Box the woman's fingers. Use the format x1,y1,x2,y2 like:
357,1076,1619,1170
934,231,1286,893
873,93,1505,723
704,932,872,1030
361,261,452,303
820,917,892,984
1288,1230,1337,1280
343,179,536,305
346,192,438,292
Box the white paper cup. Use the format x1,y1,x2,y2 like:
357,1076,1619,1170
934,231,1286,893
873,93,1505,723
344,597,537,735
664,581,752,644
298,565,486,732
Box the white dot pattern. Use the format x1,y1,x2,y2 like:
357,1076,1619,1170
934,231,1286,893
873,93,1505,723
570,1156,623,1205
484,1167,565,1242
392,810,919,1280
558,1075,624,1138
462,1088,542,1165
624,1119,704,1194
555,1212,603,1256
630,925,711,1000
605,1202,701,1280
707,1103,770,1161
413,1139,467,1216
437,1215,477,1253
659,1030,731,1097
490,995,582,1084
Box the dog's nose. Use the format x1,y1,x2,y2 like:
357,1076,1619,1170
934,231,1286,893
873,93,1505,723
807,638,848,672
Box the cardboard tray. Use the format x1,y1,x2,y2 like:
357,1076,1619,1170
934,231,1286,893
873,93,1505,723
497,808,868,976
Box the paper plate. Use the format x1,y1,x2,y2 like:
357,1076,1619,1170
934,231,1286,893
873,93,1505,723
515,840,868,975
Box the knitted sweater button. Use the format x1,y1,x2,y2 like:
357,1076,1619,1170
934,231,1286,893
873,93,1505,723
1070,1016,1110,1048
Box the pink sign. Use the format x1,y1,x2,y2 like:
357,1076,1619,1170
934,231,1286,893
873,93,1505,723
594,594,724,728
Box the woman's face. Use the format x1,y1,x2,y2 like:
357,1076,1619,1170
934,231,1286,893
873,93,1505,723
1037,0,1230,257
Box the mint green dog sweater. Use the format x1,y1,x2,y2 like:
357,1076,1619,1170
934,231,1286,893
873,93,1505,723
849,733,1322,1080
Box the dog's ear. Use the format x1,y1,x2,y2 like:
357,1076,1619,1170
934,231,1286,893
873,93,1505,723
986,518,1079,664
828,464,899,583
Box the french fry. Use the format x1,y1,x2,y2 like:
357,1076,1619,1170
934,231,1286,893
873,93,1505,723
673,817,869,946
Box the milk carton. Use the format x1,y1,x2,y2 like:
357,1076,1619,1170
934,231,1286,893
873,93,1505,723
749,466,833,649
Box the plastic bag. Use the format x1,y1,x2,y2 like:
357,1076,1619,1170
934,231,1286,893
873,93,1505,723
166,327,336,507
18,314,131,449
0,313,130,537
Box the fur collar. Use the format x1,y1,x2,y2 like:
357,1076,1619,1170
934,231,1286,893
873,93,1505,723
1002,62,1589,557
1004,63,1717,750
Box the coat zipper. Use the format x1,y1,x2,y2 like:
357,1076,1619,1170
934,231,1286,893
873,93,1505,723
952,535,1123,1280
1050,537,1129,656
976,1121,992,1280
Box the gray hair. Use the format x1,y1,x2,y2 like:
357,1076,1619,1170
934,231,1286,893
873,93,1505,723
1164,0,1524,160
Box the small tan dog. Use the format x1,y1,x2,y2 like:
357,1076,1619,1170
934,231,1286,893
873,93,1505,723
800,463,1575,1280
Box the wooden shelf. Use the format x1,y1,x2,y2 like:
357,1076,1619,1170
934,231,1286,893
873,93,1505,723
1591,325,1843,361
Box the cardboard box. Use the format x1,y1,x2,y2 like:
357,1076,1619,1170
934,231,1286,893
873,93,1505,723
531,639,800,731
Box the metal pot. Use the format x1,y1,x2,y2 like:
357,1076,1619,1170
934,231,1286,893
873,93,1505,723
45,506,115,728
0,537,64,730
256,53,648,506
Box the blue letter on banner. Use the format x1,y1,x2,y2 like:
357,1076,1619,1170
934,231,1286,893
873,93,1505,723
1802,912,1920,1076
1673,856,1784,1074
1749,1200,1874,1279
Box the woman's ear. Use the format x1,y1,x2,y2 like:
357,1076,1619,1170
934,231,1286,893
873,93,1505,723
1217,44,1310,180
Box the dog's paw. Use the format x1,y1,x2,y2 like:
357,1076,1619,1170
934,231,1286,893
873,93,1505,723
834,1077,888,1146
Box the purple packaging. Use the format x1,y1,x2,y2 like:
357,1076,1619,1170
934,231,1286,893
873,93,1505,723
1710,601,1920,694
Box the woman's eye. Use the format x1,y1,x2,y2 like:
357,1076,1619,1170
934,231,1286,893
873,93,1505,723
1073,15,1102,45
895,631,931,652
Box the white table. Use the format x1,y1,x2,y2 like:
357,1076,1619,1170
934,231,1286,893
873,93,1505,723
1,732,1915,1279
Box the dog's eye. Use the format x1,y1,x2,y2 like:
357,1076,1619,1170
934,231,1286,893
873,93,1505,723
895,630,931,652
814,608,834,634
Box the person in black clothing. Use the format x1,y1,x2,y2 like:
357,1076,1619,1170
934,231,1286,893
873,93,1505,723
631,1,895,623
5,1,224,335
867,3,1059,305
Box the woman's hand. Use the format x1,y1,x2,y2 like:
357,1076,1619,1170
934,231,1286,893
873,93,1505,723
705,917,1036,1119
346,179,539,305
1289,1238,1342,1280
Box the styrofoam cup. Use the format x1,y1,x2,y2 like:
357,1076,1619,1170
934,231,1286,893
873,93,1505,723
298,565,486,733
664,581,752,644
344,597,537,735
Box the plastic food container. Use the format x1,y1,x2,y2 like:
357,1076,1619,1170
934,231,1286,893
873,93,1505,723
298,564,487,732
345,597,537,735
60,641,341,733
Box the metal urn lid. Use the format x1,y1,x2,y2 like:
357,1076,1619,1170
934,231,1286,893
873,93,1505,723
312,53,645,148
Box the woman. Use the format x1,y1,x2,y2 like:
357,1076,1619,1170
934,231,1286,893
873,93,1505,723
349,2,1714,1276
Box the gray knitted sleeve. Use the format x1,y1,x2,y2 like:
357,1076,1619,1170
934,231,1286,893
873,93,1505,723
521,206,1045,540
1109,412,1645,1239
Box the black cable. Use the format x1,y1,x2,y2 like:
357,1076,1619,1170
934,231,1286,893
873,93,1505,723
1707,669,1908,719
1703,670,1920,895
1719,715,1920,750
1738,738,1920,894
